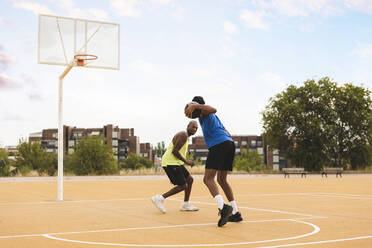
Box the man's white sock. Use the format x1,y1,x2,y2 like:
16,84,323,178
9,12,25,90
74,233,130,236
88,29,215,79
230,200,238,215
159,195,165,201
214,194,224,210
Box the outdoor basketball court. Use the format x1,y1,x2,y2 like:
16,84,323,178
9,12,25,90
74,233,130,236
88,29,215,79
0,174,371,248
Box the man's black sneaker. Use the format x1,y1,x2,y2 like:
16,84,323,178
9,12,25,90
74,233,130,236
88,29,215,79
228,212,243,222
218,204,233,227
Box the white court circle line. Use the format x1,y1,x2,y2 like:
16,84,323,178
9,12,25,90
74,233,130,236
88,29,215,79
42,219,319,247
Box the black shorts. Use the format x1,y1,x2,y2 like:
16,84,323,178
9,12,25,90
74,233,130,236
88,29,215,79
206,140,235,171
163,165,190,186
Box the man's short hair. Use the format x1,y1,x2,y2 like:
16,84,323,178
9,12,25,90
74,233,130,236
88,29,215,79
192,96,205,105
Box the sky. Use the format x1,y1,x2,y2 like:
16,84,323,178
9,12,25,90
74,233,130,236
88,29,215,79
1,0,372,147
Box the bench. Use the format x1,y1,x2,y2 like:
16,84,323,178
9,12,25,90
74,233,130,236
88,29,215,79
282,168,307,178
321,167,343,178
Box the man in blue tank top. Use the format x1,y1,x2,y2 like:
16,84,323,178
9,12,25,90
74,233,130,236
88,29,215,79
185,96,243,227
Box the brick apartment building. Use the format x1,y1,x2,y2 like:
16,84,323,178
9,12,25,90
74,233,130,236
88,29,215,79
29,124,154,163
188,135,288,170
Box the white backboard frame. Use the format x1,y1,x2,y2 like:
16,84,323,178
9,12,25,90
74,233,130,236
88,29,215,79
38,14,120,70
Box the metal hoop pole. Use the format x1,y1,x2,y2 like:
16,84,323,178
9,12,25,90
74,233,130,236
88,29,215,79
57,64,73,201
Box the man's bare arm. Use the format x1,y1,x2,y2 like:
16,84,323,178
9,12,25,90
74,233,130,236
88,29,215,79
172,131,194,166
185,104,216,118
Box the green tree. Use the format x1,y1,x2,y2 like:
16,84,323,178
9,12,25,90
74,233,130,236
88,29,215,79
15,140,57,175
154,141,166,158
262,77,372,171
120,153,154,170
0,149,15,176
233,150,263,172
66,136,118,175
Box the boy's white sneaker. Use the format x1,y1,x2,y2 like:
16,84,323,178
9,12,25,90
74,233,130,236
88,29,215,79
151,195,166,213
180,202,199,211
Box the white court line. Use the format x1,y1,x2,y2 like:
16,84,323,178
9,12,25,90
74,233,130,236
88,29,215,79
0,197,151,206
169,199,325,218
190,192,372,200
1,192,372,206
42,219,320,247
0,217,322,239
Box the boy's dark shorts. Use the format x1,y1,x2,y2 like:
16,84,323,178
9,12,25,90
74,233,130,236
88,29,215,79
206,140,235,171
163,165,190,186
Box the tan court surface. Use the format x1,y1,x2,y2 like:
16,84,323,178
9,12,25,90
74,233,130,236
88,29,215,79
0,174,372,248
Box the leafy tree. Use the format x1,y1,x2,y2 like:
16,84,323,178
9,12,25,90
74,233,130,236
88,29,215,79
120,153,154,170
233,150,263,172
15,140,57,175
262,77,372,171
0,149,15,176
66,136,118,175
154,141,166,158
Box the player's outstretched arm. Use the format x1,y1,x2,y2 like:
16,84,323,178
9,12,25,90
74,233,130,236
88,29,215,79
185,104,216,118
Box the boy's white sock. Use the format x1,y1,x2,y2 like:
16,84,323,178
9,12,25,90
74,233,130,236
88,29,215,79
214,194,224,210
230,200,238,214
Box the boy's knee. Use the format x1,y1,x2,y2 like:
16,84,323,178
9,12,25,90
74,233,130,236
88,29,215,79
187,176,194,184
180,184,188,190
217,177,226,185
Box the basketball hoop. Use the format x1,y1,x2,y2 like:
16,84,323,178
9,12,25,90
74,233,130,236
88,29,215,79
74,54,98,66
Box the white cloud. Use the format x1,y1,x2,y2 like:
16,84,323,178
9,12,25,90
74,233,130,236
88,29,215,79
352,45,372,58
221,44,236,58
170,4,185,20
0,51,13,71
88,9,109,20
0,74,21,90
258,72,285,86
197,69,216,78
240,9,271,30
111,0,143,18
345,0,372,14
130,59,157,74
13,1,53,15
254,0,344,17
55,0,109,20
223,21,239,35
150,0,172,4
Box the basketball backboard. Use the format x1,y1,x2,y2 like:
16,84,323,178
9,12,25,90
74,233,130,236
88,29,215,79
38,14,120,70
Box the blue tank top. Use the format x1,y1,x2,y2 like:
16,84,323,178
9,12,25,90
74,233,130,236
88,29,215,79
199,114,233,149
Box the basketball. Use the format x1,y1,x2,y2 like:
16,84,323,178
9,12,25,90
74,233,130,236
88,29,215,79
185,102,201,119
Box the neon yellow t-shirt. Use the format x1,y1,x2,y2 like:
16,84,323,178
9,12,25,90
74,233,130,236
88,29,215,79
161,137,189,167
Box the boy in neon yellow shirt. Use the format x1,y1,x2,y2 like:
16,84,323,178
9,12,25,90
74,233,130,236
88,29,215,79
151,121,199,213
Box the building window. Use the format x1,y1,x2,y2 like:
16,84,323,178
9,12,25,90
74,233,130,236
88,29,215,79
52,133,58,138
257,147,263,154
73,132,82,138
48,141,57,147
234,141,239,146
257,141,262,147
273,155,279,163
68,148,74,154
112,140,118,146
242,141,247,146
68,140,75,147
112,131,118,138
251,140,256,146
273,149,279,155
